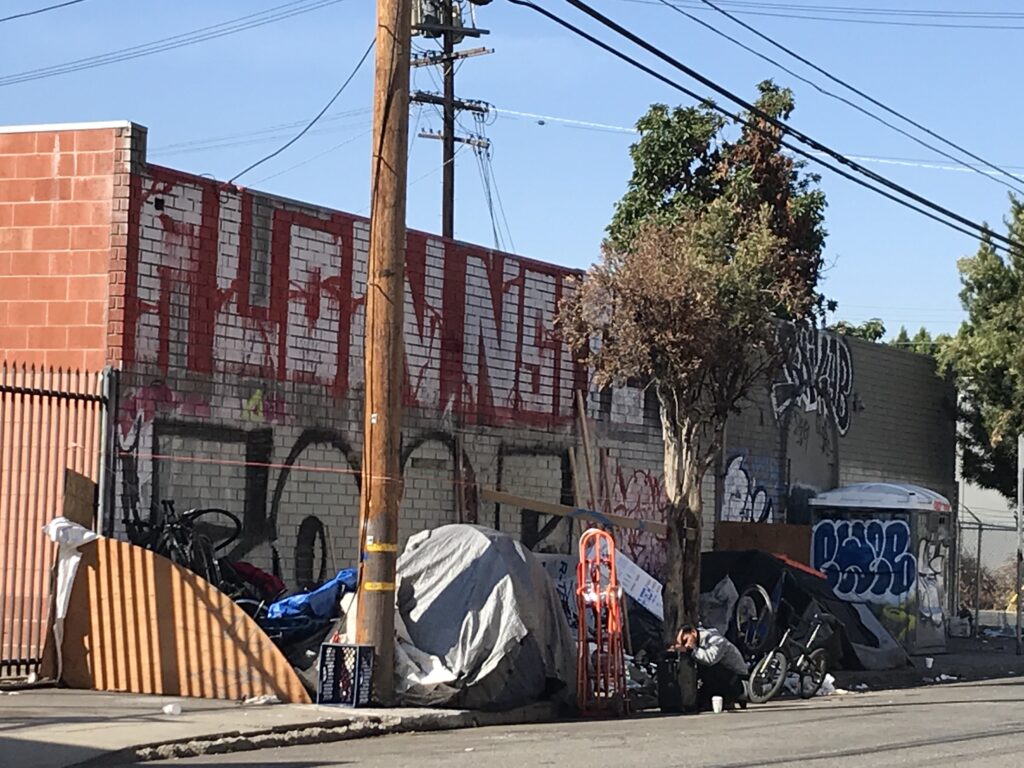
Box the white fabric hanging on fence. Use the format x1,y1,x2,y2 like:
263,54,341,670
42,517,99,681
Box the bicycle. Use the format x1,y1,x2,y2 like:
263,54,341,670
747,611,836,703
733,582,775,657
123,500,243,589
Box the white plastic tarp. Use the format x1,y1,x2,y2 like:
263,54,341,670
42,517,99,680
394,525,576,710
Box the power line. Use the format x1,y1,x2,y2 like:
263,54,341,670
470,112,515,252
522,0,1021,258
478,117,515,252
0,0,346,88
616,0,1024,29
474,143,504,250
0,0,87,24
493,107,636,134
229,39,374,184
495,107,1024,178
151,99,1024,178
151,118,372,159
357,143,468,217
150,108,371,154
651,0,1024,197
691,0,1024,195
250,129,372,185
699,1,1024,20
489,156,516,253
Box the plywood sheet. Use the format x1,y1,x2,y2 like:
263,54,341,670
58,537,310,703
62,469,96,529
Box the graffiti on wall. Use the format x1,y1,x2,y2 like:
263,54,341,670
608,465,669,578
771,322,853,436
917,534,946,627
116,166,668,583
127,169,594,431
811,519,917,604
722,454,776,524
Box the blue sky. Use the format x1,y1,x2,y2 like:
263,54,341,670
3,0,1021,337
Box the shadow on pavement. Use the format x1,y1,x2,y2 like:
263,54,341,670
705,724,1023,768
143,764,347,768
0,735,108,768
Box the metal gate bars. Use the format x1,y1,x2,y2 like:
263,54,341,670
0,365,115,678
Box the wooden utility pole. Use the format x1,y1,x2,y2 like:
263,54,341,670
356,0,413,704
411,1,491,239
441,21,456,239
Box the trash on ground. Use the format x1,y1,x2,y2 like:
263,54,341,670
162,703,182,715
242,694,281,706
782,672,838,697
817,673,837,696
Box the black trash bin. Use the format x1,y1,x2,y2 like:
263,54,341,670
657,650,684,712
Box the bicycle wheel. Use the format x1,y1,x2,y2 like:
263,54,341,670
734,584,774,656
798,648,827,699
183,508,242,553
190,533,222,586
747,650,788,704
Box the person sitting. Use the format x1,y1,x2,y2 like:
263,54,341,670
672,624,749,710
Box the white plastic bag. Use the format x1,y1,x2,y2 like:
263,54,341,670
42,517,99,681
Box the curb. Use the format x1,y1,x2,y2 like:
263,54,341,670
69,702,562,766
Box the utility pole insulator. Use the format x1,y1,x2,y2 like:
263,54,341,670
409,0,490,240
410,47,492,68
418,131,491,150
410,91,490,114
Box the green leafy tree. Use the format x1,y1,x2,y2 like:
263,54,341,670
891,325,912,347
831,318,886,342
559,82,827,689
939,200,1024,499
889,325,948,356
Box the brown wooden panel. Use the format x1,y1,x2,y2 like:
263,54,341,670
62,469,96,529
716,522,812,565
57,537,310,703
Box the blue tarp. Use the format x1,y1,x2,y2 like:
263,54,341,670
266,568,357,620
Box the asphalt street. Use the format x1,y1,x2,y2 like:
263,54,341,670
149,677,1024,768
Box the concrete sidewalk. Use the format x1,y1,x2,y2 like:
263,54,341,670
6,636,1024,767
0,689,560,768
833,635,1024,691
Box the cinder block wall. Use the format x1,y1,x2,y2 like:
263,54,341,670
720,331,956,528
109,158,671,585
0,123,140,369
838,339,957,504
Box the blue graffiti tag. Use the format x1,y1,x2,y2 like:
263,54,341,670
811,519,916,604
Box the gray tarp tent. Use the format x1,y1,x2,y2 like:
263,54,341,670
394,525,576,710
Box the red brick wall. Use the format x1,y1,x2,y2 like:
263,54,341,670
0,123,135,370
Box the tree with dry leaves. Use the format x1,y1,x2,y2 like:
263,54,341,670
559,82,828,684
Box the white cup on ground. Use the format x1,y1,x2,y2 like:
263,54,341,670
712,695,724,714
925,657,934,669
